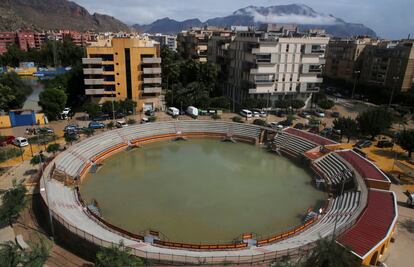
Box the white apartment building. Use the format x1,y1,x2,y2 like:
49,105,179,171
220,27,330,105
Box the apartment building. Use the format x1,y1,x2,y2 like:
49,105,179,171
147,34,177,51
211,24,329,105
359,40,414,92
325,37,378,80
82,37,163,111
177,27,232,62
0,32,16,54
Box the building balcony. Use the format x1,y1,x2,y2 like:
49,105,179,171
255,80,275,84
84,79,104,85
143,87,162,94
85,89,105,95
82,58,102,64
83,68,103,75
142,57,162,64
143,68,162,75
299,75,323,83
143,77,162,84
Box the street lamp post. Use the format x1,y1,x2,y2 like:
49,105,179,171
351,70,360,100
388,76,399,108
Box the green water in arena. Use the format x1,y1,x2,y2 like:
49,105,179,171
80,139,325,243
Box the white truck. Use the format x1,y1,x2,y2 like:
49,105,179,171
186,106,199,117
167,107,180,117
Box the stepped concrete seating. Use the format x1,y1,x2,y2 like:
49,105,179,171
273,132,317,157
314,153,353,185
53,121,262,179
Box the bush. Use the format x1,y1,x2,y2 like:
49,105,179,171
107,121,114,130
232,116,244,123
211,114,221,120
253,119,266,126
46,143,60,154
148,116,157,122
0,148,22,163
127,118,137,125
82,128,95,137
28,134,58,145
317,99,335,110
30,154,46,166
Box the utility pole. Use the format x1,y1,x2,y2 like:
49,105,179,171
388,76,399,108
351,70,360,100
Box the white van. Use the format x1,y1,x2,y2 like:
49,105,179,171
13,137,29,147
116,120,128,128
167,107,180,116
240,109,252,118
186,106,198,117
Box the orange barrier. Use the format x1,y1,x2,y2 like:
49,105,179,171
74,187,145,241
91,143,128,163
257,218,316,246
153,240,248,250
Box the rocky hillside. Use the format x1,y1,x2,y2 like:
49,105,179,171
135,4,376,37
0,0,130,32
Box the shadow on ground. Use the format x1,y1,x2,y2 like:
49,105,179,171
399,219,414,234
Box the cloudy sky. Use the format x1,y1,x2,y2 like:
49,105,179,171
72,0,413,39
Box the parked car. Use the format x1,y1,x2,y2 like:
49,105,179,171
313,110,325,118
404,191,414,208
144,110,155,117
186,106,199,117
116,120,128,128
38,127,54,134
268,122,283,130
0,136,15,146
320,128,333,136
115,112,126,119
167,107,180,117
331,112,340,118
60,107,71,120
240,109,252,118
13,137,29,147
92,114,110,121
278,120,293,127
377,140,394,148
64,124,80,133
276,110,286,117
354,139,372,149
141,117,149,124
252,109,267,118
299,111,311,119
294,123,304,130
252,111,260,117
88,121,105,129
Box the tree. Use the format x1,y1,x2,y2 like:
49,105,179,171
399,130,414,157
210,96,230,109
357,108,394,140
39,88,67,120
333,117,358,143
274,100,289,110
107,121,115,130
24,237,51,267
46,144,60,155
0,72,32,111
232,116,244,123
0,84,16,111
291,99,305,110
317,99,335,110
30,154,46,166
83,102,101,119
304,238,359,267
0,179,28,225
96,241,143,267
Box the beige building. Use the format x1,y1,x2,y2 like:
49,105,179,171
82,37,163,111
325,37,379,80
177,27,232,62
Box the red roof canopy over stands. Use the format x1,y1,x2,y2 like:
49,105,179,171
336,150,389,182
338,190,397,258
284,128,337,146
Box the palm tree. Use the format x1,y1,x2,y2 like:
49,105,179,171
24,238,51,267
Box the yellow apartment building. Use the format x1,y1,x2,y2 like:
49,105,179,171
82,37,163,111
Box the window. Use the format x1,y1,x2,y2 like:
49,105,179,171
256,54,271,63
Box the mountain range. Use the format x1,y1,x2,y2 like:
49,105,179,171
133,4,377,37
0,0,130,32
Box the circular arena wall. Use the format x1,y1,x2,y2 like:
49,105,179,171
40,120,368,264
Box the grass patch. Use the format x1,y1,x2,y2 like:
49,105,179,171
0,147,23,163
